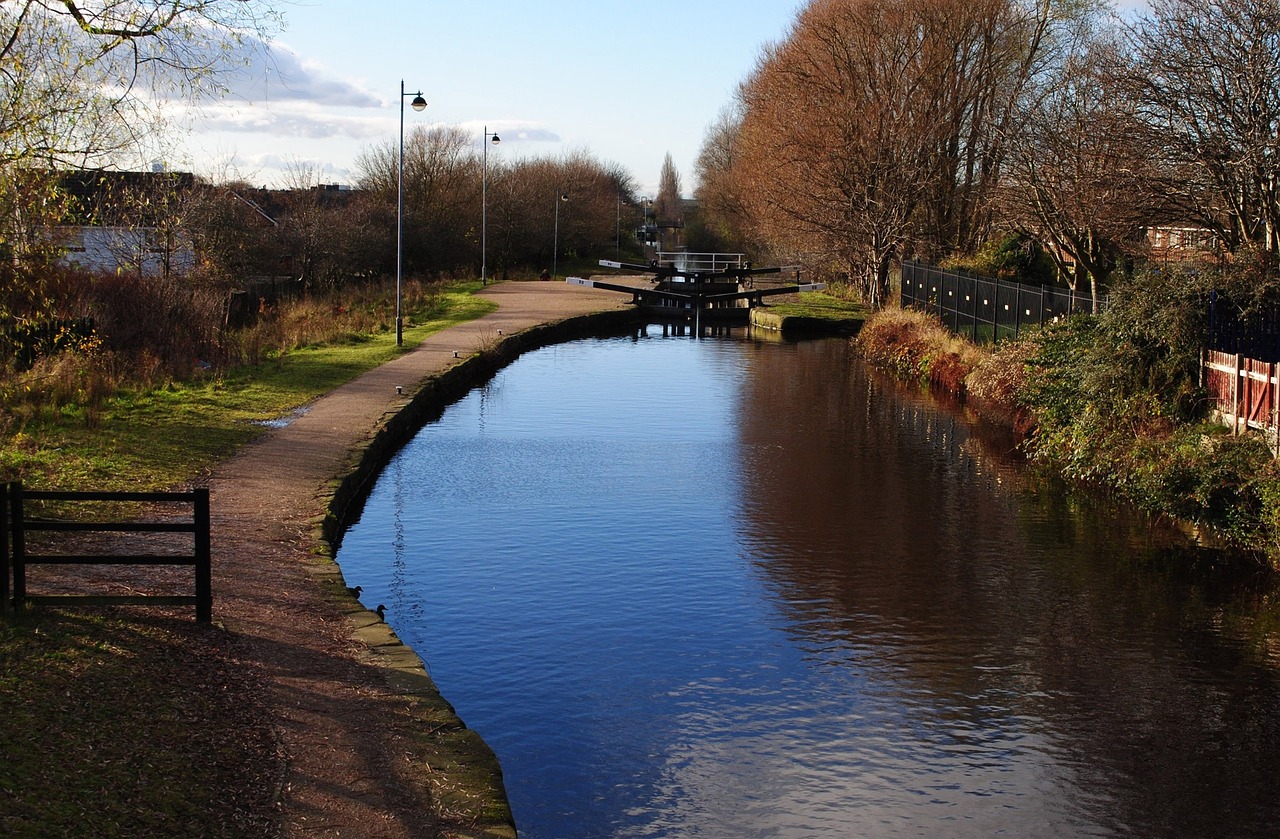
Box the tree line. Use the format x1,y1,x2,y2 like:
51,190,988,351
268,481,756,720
693,0,1280,308
0,2,644,324
183,134,639,294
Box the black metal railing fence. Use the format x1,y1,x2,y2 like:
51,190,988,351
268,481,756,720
900,260,1100,343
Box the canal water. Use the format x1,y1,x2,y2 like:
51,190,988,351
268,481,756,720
336,326,1280,838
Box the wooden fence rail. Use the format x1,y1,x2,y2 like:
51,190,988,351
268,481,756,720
1,483,211,622
1203,349,1280,454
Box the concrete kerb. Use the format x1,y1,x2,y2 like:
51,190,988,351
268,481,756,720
307,306,640,838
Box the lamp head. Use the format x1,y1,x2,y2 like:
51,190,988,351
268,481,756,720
491,133,501,144
561,192,569,201
411,95,427,112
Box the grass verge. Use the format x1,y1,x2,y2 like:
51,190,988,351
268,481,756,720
761,291,867,322
0,280,496,835
1,282,495,492
0,607,282,837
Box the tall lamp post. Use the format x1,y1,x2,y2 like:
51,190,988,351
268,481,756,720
482,126,500,286
397,80,427,346
552,192,569,279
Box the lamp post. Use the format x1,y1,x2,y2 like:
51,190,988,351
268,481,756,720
552,191,569,279
397,80,427,346
616,195,622,258
482,126,500,286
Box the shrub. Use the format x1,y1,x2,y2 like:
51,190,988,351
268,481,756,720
943,231,1057,285
965,337,1036,432
855,307,982,389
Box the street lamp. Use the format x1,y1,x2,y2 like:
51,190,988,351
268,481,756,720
397,80,427,346
482,126,500,286
553,192,569,279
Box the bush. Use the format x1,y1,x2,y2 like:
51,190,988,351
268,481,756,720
860,264,1280,563
943,231,1057,285
1012,265,1280,560
855,307,982,389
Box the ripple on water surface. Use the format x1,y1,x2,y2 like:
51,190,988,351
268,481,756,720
338,331,1280,839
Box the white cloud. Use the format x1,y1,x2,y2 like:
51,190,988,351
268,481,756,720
157,35,396,150
235,40,382,109
191,99,388,141
456,119,562,145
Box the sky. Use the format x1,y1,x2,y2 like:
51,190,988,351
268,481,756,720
170,0,808,197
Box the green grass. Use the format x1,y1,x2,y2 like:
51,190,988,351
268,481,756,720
1,283,495,492
762,291,867,321
0,282,497,835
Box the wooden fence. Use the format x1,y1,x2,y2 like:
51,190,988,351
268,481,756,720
1,483,211,622
1203,350,1280,453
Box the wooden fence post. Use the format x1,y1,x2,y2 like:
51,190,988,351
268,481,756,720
1,482,8,619
1273,361,1280,455
1234,352,1244,435
10,482,24,606
194,488,211,623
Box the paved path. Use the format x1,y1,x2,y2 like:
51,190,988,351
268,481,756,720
206,282,628,838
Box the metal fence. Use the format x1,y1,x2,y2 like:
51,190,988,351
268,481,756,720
657,252,746,273
900,260,1100,343
1207,290,1280,363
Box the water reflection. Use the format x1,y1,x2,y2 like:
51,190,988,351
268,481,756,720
733,339,1280,838
337,328,1280,838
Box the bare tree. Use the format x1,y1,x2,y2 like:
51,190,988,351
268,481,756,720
1001,26,1153,305
0,1,281,319
355,125,479,277
479,152,635,278
736,0,972,305
721,0,1077,306
1123,0,1280,260
693,105,755,255
0,2,280,168
653,152,683,250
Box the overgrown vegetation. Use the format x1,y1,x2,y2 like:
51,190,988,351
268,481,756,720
0,278,494,490
859,265,1280,564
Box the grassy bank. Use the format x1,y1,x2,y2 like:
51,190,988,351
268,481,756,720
857,303,1280,566
1,282,494,491
0,280,494,836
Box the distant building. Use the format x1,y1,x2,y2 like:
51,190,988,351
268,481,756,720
53,170,199,278
1145,223,1218,264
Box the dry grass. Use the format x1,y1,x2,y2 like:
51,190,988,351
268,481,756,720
855,307,985,392
965,338,1037,432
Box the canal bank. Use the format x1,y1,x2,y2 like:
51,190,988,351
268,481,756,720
205,282,634,838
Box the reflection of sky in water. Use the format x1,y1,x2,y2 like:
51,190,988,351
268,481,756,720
338,331,1280,839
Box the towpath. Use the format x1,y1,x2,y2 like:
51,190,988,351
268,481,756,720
207,281,628,838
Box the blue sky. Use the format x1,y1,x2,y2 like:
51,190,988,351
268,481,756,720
172,0,807,196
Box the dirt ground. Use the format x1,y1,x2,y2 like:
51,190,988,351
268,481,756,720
32,282,631,838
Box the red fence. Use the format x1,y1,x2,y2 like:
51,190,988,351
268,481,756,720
1203,350,1280,453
